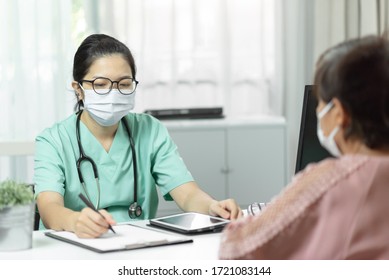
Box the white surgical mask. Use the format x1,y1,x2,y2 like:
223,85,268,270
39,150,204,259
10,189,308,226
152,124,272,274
316,101,342,157
82,88,135,126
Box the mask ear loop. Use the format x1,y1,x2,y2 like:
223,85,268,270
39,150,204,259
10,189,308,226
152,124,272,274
76,83,85,112
317,100,334,119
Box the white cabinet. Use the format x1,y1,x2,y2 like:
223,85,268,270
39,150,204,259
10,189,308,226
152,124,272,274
227,124,286,205
156,117,287,216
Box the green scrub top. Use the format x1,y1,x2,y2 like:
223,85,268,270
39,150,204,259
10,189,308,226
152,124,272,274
34,113,194,228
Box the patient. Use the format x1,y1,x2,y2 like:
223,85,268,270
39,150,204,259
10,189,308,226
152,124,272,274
219,35,389,259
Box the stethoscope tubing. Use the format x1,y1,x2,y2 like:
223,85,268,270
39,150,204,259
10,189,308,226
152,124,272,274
75,111,138,211
121,115,139,205
76,112,101,209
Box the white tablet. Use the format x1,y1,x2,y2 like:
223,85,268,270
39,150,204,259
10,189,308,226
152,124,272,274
149,212,230,234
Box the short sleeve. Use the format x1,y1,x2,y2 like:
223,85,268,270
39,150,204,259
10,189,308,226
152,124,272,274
33,128,66,197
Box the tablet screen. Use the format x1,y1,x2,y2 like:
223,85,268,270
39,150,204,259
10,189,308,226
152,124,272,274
150,212,229,233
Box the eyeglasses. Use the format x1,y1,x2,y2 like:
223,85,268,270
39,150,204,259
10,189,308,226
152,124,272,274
79,77,139,95
247,202,268,216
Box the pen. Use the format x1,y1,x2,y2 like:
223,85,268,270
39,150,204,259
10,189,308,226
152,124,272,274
78,193,116,234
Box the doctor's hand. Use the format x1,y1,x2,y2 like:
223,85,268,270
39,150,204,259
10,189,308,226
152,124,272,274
73,208,116,238
209,199,243,220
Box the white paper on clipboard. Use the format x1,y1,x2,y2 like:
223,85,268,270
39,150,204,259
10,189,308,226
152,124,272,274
45,224,192,253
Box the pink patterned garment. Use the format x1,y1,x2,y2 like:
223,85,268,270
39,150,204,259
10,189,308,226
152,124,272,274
219,155,389,259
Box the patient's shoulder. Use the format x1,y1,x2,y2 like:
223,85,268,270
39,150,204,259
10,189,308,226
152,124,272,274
291,155,369,192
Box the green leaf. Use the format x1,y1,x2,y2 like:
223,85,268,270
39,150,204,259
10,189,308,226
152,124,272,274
0,180,34,209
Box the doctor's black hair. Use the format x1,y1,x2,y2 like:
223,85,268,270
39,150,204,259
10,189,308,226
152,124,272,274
72,34,137,111
313,35,389,149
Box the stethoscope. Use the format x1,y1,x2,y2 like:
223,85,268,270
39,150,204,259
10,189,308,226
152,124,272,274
75,110,142,218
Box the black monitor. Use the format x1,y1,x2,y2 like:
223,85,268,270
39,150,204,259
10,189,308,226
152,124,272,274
295,85,332,173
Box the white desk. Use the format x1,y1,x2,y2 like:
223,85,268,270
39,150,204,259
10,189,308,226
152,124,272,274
0,221,221,260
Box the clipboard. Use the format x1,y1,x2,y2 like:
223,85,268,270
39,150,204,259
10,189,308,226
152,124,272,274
44,224,193,253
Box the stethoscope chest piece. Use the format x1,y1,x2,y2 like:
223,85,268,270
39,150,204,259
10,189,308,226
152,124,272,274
128,202,142,219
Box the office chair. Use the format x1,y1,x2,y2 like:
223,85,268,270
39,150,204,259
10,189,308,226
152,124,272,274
28,184,40,231
34,208,40,230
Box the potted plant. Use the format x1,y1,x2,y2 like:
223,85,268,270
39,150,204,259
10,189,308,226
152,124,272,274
0,179,35,251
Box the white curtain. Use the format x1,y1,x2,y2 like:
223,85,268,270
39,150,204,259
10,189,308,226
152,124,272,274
0,0,74,182
283,0,389,179
0,0,282,180
2,0,387,182
0,0,74,141
83,0,279,117
0,0,279,182
313,0,389,62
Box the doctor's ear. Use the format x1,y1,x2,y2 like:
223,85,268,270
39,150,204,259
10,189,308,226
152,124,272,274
71,81,84,101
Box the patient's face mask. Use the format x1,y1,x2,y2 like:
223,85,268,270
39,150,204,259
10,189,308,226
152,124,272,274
316,101,341,157
81,87,135,126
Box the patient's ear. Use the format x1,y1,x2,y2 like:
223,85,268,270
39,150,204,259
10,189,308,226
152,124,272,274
332,98,350,128
71,81,83,101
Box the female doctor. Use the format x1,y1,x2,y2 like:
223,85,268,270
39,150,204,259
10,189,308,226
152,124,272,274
34,34,242,238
